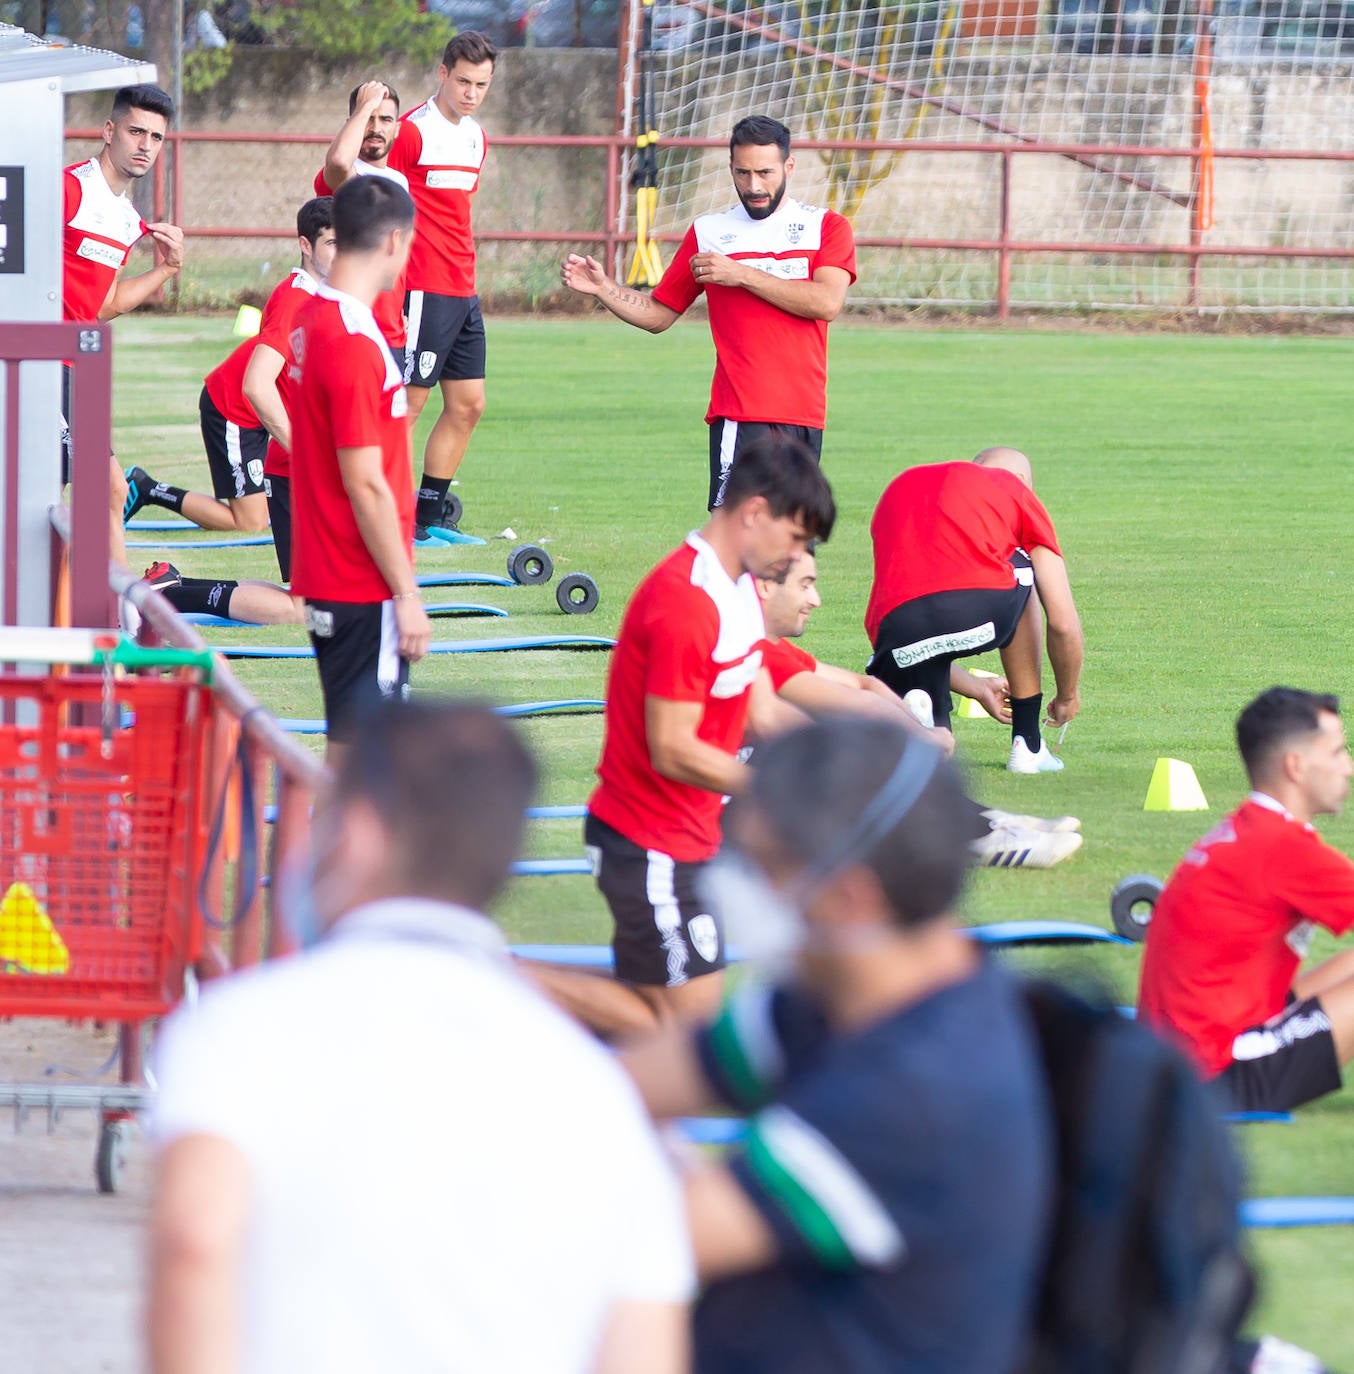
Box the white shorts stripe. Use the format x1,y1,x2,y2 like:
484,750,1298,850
756,1105,906,1266
644,848,689,987
402,291,424,385
377,601,401,695
225,421,245,497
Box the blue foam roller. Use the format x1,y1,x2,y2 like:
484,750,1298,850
495,699,604,718
510,858,593,877
525,804,589,820
127,534,274,550
425,602,508,618
219,635,615,659
1240,1197,1354,1228
969,920,1130,947
417,528,486,547
418,572,516,590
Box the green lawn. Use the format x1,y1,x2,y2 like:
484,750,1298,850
113,313,1354,1364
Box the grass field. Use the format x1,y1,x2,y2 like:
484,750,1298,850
113,312,1354,1365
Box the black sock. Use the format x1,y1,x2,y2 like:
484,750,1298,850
146,479,188,514
1011,694,1043,752
416,474,451,527
164,577,237,619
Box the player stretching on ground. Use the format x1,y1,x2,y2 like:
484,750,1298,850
562,115,856,509
529,436,835,1036
314,80,410,369
386,32,497,540
290,177,429,763
62,83,184,568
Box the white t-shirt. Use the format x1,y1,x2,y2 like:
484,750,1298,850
153,899,694,1374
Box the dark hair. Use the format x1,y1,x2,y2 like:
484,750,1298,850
1236,687,1340,784
332,177,415,253
730,115,791,160
296,196,334,246
110,83,174,124
748,717,983,929
442,30,499,68
722,435,836,542
335,698,537,909
348,82,401,116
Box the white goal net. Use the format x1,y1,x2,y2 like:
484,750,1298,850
620,0,1354,312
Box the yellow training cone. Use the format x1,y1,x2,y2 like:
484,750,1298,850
1143,758,1208,812
955,668,1002,720
233,304,262,338
0,882,70,974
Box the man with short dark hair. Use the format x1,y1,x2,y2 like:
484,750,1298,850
621,715,1053,1374
147,699,693,1374
62,82,184,569
289,178,430,760
562,115,857,508
1139,686,1354,1112
315,79,409,366
865,446,1084,774
387,32,498,540
530,436,835,1034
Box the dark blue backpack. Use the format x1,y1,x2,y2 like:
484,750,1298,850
1019,980,1255,1374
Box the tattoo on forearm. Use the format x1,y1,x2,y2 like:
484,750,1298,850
605,284,649,310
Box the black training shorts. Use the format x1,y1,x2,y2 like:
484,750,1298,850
304,598,411,743
199,386,268,502
1216,995,1343,1113
708,418,823,511
585,814,726,988
402,291,486,388
264,473,292,583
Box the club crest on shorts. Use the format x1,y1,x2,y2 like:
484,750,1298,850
247,459,264,487
418,350,437,380
305,606,335,638
688,913,720,964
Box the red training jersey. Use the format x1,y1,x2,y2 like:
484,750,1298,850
311,163,408,350
1138,795,1354,1077
202,272,306,430
62,159,148,322
258,268,322,480
386,101,486,297
865,462,1062,644
289,284,414,604
651,197,856,430
590,535,766,863
762,637,817,692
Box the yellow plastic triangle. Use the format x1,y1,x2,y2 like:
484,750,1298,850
1143,758,1209,812
0,882,71,975
955,668,1002,720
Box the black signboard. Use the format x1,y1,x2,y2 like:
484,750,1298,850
0,167,24,274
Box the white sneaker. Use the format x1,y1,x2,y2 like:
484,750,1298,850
1007,737,1065,774
982,807,1081,833
972,825,1083,868
902,689,934,730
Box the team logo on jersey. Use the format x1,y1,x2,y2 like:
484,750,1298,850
418,350,437,380
719,233,737,247
687,914,720,965
290,326,306,369
247,459,264,487
786,222,804,244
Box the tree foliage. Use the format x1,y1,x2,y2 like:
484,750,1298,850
257,0,449,66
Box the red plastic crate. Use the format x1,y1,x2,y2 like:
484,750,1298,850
0,672,215,1020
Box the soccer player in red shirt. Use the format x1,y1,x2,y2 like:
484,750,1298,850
530,437,835,1035
61,83,184,569
1139,687,1354,1113
289,177,429,763
561,115,857,509
314,80,410,370
865,447,1084,775
386,32,497,542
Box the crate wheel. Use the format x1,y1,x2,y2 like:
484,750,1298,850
1110,873,1163,943
556,572,600,615
96,1119,128,1195
508,543,554,586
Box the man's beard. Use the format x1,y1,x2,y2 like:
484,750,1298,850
740,180,786,221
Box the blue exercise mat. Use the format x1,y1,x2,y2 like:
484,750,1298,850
418,572,516,589
127,518,219,531
426,602,508,618
1240,1197,1354,1228
218,634,615,659
678,1118,748,1146
1225,1111,1293,1124
182,613,262,628
183,601,505,629
970,920,1129,947
510,859,593,877
525,804,589,819
126,534,274,550
495,699,604,718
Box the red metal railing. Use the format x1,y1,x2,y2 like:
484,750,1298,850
68,127,1354,314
